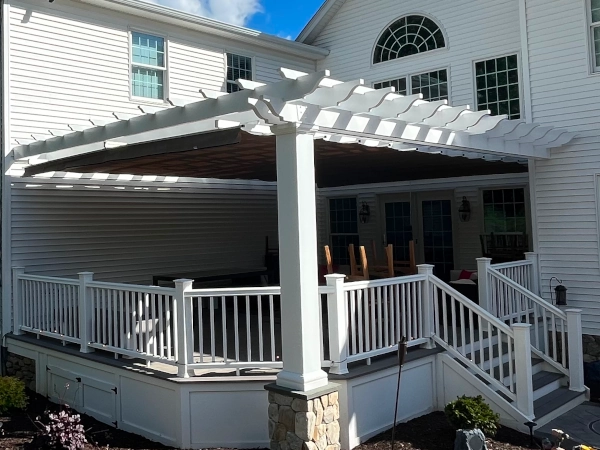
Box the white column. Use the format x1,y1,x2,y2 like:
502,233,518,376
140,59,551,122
12,267,25,335
78,272,94,353
525,252,540,295
566,309,585,392
477,258,492,312
417,264,435,348
175,279,194,378
326,274,348,375
512,323,534,419
275,128,328,392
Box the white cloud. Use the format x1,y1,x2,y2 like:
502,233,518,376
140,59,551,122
144,0,262,27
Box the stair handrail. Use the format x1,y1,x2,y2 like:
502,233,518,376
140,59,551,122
487,267,569,375
429,275,518,402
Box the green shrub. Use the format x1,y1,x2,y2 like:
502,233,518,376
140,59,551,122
0,376,27,414
444,395,500,436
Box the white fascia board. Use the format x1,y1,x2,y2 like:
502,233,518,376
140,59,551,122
77,0,329,61
296,0,346,44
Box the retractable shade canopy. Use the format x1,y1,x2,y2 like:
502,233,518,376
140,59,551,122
13,67,576,182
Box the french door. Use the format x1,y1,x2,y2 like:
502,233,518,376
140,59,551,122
381,191,456,280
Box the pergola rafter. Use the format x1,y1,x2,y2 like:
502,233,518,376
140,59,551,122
12,67,575,170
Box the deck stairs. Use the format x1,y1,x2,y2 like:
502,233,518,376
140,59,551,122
430,275,588,432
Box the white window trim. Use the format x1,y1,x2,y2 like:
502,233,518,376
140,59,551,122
371,12,450,68
586,0,600,75
128,28,169,104
373,66,451,101
472,52,523,121
224,52,255,93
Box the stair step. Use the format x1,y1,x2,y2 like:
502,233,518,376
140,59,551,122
468,342,509,365
532,371,563,392
493,357,543,381
534,388,583,420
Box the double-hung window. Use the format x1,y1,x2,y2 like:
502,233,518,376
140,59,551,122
131,31,166,100
329,198,359,266
226,53,253,93
475,55,520,119
374,69,448,101
590,0,600,70
482,188,526,233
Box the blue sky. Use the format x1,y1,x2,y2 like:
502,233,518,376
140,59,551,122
146,0,325,39
247,1,324,39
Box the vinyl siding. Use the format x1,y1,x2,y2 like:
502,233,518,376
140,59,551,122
11,179,279,285
7,0,315,144
526,0,600,335
319,174,530,273
311,0,521,108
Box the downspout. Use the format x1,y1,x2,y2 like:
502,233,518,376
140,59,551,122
0,0,11,356
519,0,539,256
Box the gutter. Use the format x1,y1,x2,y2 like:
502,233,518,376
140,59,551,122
77,0,329,61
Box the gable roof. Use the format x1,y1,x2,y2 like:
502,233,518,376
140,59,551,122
296,0,347,44
79,0,328,60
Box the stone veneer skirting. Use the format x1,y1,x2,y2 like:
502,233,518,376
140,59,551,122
5,352,36,390
583,334,600,363
266,384,341,450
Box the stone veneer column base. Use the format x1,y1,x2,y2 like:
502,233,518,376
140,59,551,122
265,383,341,450
583,334,600,363
5,352,36,390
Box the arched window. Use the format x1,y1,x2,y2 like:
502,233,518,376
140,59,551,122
373,15,445,64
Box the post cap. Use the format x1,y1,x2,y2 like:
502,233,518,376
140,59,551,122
324,273,346,280
565,309,583,314
511,323,532,330
174,278,194,283
476,257,493,262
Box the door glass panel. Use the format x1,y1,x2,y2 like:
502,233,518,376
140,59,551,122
422,200,453,280
385,202,412,261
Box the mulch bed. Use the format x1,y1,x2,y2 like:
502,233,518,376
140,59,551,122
356,412,534,450
0,392,536,449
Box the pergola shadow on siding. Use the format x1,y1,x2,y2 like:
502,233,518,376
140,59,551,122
22,127,527,187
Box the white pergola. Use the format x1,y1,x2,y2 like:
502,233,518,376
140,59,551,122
11,68,576,393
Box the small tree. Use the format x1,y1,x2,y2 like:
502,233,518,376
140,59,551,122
444,395,500,437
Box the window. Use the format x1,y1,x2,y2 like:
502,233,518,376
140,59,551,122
475,55,520,120
374,15,445,64
374,69,448,101
329,198,359,266
131,32,166,100
590,0,600,70
226,53,253,93
483,188,526,233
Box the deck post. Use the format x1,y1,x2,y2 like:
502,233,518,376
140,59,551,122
417,264,436,348
524,252,540,295
326,274,349,375
512,323,534,419
566,309,585,392
273,126,328,392
11,267,25,335
476,258,492,313
175,279,194,379
78,272,94,353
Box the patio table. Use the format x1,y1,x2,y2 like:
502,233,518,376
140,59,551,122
152,267,269,287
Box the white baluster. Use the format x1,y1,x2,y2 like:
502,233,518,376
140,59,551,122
326,274,349,375
12,267,25,335
512,323,534,419
78,272,94,353
566,309,585,392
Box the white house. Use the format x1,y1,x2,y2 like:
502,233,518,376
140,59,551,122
0,0,597,449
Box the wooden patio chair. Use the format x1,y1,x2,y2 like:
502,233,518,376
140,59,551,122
324,245,334,274
348,244,369,281
371,244,395,278
394,240,417,276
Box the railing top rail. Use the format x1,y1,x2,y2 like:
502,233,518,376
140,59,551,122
490,260,532,269
487,268,567,320
186,286,282,297
430,275,515,337
17,274,80,286
343,273,427,291
86,281,176,296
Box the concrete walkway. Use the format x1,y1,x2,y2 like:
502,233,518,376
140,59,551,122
538,402,600,448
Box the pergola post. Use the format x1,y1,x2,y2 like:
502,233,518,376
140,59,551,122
266,126,340,450
273,126,328,392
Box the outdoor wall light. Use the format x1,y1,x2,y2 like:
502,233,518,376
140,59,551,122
550,277,567,306
458,196,471,222
359,202,371,224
